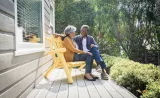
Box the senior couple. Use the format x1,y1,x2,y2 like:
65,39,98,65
62,25,109,81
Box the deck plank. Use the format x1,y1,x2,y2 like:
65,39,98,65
35,70,59,98
56,70,69,98
26,70,59,98
93,69,126,98
26,69,137,98
92,80,112,98
108,80,136,98
76,69,90,98
46,69,64,98
68,69,78,98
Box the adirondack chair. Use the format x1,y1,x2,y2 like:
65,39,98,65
44,35,86,83
29,35,40,43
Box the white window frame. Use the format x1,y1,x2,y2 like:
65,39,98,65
14,0,45,56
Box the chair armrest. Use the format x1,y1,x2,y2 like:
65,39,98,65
47,48,66,54
45,37,52,41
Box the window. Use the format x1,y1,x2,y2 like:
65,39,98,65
14,0,45,56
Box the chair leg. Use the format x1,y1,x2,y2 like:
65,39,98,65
60,55,73,83
78,64,85,71
44,63,56,78
63,66,73,83
69,67,72,76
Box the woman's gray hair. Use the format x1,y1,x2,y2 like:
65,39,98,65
64,25,77,35
81,25,89,30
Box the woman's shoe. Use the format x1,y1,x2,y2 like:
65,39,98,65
92,76,99,79
84,76,96,81
90,74,99,79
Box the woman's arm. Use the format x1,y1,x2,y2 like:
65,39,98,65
63,37,85,54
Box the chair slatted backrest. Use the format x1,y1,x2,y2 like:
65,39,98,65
46,35,64,67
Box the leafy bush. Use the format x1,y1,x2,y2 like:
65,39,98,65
141,81,160,98
103,54,160,98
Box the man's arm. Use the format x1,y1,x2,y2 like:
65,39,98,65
90,36,98,48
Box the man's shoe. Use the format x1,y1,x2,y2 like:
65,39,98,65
105,67,110,75
96,65,102,73
101,72,108,80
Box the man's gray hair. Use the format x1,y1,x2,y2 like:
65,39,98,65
81,25,89,30
64,25,77,35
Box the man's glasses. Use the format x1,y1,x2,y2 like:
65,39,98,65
81,29,89,33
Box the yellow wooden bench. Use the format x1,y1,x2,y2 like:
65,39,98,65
29,35,40,43
44,35,86,83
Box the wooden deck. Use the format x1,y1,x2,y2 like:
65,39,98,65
26,69,137,98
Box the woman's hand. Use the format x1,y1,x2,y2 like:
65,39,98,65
86,52,92,56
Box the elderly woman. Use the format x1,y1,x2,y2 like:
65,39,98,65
62,25,97,81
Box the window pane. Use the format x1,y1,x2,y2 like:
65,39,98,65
17,0,42,43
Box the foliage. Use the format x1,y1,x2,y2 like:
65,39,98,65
103,54,160,97
141,81,160,98
55,0,95,34
55,0,160,62
90,0,160,61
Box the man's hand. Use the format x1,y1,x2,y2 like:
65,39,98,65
86,52,92,56
90,44,94,48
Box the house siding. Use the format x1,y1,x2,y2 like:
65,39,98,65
0,0,55,98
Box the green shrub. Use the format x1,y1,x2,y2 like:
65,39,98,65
141,81,160,98
103,54,160,98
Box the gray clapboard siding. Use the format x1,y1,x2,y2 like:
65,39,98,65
35,74,44,86
0,53,13,72
0,0,55,98
36,59,53,78
44,1,50,15
38,55,52,67
11,52,43,68
44,9,50,22
45,33,51,37
44,48,51,56
45,25,50,33
44,0,50,9
45,40,50,48
45,24,50,32
19,84,34,98
0,0,14,17
0,33,14,51
0,52,43,72
50,0,54,8
45,17,50,27
0,72,36,98
0,59,38,91
45,33,51,48
0,13,14,33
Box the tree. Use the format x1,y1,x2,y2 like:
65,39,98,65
55,0,95,34
55,0,160,62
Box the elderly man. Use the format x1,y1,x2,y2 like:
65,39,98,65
74,25,109,80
